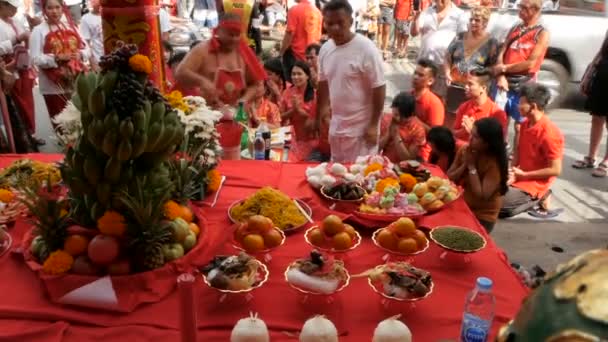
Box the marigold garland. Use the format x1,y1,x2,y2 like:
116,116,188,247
0,188,15,203
97,211,127,237
206,169,222,193
364,162,383,176
42,250,74,275
164,200,183,220
399,173,417,192
376,178,400,193
128,54,152,74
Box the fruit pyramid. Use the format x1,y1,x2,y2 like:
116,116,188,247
60,43,185,228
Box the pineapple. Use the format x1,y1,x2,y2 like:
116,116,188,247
168,152,207,204
119,176,173,271
20,182,69,262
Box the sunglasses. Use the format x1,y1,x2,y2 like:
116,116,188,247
518,4,536,10
469,17,485,23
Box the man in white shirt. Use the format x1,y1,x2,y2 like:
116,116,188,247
79,0,101,70
159,7,172,41
411,0,466,100
64,0,81,24
312,0,386,163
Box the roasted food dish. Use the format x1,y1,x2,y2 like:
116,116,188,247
366,262,433,300
229,187,307,231
286,250,349,295
201,253,262,291
397,160,431,182
321,183,366,201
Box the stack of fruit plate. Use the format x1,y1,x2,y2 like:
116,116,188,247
231,216,286,254
304,215,361,253
371,219,430,256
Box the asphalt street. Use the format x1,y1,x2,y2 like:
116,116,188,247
32,43,607,273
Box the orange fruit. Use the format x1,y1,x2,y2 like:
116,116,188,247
234,223,249,243
308,228,325,247
322,215,344,236
332,232,353,250
376,229,398,251
263,229,283,248
64,234,90,256
397,238,419,254
247,215,274,233
344,224,357,239
390,218,417,237
181,206,194,223
189,223,200,236
242,234,265,253
412,230,428,248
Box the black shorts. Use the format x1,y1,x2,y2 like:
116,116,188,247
378,6,394,25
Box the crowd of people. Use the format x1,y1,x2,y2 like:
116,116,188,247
0,0,607,232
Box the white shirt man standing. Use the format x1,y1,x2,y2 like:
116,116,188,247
312,0,386,163
79,0,102,70
411,0,466,99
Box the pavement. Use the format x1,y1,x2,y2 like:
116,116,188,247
31,39,608,274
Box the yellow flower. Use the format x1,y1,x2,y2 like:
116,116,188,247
165,90,191,113
42,250,74,275
206,169,222,193
97,211,127,237
164,200,183,220
59,209,69,218
399,173,417,193
128,54,152,74
376,178,400,193
364,163,383,176
0,189,15,203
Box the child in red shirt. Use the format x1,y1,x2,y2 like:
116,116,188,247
380,92,426,163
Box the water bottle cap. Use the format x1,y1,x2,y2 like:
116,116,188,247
476,277,492,290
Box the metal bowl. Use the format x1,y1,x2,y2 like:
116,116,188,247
284,261,351,295
371,228,430,256
227,198,312,233
429,226,487,254
201,258,270,294
303,225,362,254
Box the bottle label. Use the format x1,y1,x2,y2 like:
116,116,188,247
461,313,489,342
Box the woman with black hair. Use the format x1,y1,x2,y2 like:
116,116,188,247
263,57,286,105
427,126,457,173
280,60,317,158
447,117,508,233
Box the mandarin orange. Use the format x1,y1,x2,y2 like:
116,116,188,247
263,229,283,248
248,215,274,233
308,228,325,246
391,218,416,237
376,228,398,251
64,234,90,256
242,234,265,253
333,232,353,250
321,215,344,236
412,230,428,248
397,238,418,254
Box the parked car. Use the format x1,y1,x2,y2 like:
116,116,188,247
462,0,608,107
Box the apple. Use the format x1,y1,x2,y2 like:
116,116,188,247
171,218,190,243
107,259,131,275
88,235,120,265
162,243,185,262
182,231,197,252
72,256,100,275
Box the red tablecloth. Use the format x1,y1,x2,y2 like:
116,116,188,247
0,154,528,341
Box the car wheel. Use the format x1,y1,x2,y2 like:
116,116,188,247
537,59,569,109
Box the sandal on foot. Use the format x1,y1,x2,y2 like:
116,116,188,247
527,206,564,219
592,162,608,177
572,156,596,169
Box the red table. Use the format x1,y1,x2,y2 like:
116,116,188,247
0,154,528,341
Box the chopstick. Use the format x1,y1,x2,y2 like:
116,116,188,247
293,199,313,223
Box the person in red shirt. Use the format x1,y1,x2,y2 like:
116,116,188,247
452,70,507,146
490,0,549,152
412,59,445,161
246,82,281,128
393,0,411,59
380,92,426,163
280,0,322,82
499,83,564,219
427,126,458,173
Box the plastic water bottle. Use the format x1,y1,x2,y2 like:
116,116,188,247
258,119,271,160
253,132,265,160
460,277,495,342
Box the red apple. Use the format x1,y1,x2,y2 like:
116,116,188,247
107,259,131,275
87,235,120,265
71,256,100,275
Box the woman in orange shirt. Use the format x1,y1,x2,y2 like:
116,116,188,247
447,117,508,233
246,82,281,128
427,126,457,173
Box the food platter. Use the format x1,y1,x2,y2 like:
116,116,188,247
423,185,464,213
365,263,434,302
284,261,351,295
227,198,312,233
231,223,287,254
371,228,429,256
368,276,434,302
304,226,362,253
353,210,426,223
201,258,270,294
319,184,366,203
429,226,487,253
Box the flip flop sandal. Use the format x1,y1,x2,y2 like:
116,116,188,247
591,162,608,177
527,207,564,219
572,156,596,169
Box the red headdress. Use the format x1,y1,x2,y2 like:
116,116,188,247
209,18,267,83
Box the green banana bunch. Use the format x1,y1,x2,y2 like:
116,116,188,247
89,86,106,119
76,72,97,112
100,71,118,99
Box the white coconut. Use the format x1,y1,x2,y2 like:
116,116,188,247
330,163,347,177
300,315,339,342
320,175,337,188
343,173,357,182
308,175,322,189
372,315,412,342
231,312,270,342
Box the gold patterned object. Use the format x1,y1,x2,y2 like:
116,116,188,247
497,249,608,342
0,159,61,190
102,17,150,48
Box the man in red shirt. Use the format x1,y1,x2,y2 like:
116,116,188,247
453,70,507,146
280,0,322,81
411,59,445,161
499,83,564,218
